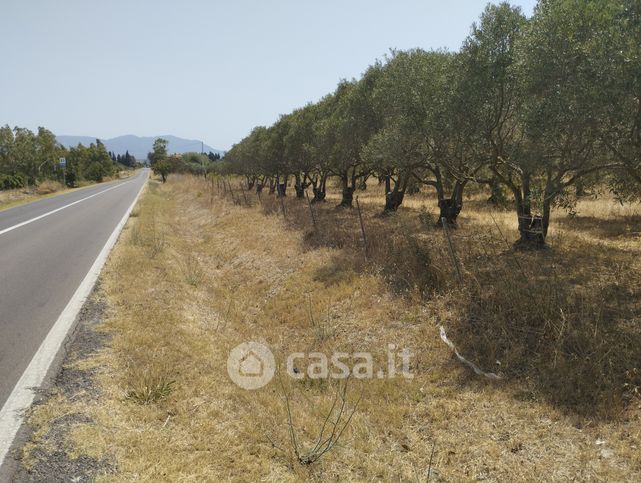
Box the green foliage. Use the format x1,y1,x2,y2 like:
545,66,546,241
0,125,64,186
153,159,171,183
65,139,115,185
65,162,79,187
0,122,126,190
148,138,172,182
594,0,641,196
85,161,107,182
0,173,26,190
6,1,637,244
115,150,137,168
181,152,209,176
362,49,451,195
220,0,638,231
0,125,121,190
148,138,169,165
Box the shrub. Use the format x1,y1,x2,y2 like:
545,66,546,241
0,174,26,190
84,161,106,182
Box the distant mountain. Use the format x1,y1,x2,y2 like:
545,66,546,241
56,134,224,160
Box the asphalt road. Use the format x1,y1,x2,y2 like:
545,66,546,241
0,170,148,409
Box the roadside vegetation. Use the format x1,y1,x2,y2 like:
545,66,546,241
13,0,641,480
0,125,140,209
18,174,641,481
0,125,139,188
148,137,222,184
219,0,641,249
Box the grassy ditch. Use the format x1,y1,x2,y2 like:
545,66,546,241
19,175,641,481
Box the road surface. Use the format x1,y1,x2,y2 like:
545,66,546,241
0,170,148,462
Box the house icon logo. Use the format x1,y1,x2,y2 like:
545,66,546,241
227,342,275,390
239,350,264,377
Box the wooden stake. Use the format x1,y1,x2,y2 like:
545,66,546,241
355,197,369,258
306,191,317,229
441,217,462,282
278,185,286,218
240,182,249,206
227,179,237,204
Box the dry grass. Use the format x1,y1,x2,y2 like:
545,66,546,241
0,170,137,212
0,184,70,212
20,174,641,481
34,180,65,194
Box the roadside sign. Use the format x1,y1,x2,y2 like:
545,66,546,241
59,157,66,168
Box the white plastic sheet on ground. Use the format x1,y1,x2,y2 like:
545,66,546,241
439,326,503,380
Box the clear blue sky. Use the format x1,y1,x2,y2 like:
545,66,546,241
1,0,537,150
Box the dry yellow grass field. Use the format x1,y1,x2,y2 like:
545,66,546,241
20,175,641,481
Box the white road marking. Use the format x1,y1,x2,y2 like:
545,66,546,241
0,172,147,468
0,180,133,237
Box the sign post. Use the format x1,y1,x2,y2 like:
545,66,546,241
59,157,66,187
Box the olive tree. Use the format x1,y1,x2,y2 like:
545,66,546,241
599,0,641,197
284,104,319,198
503,0,623,246
328,69,381,208
361,51,441,213
149,138,171,182
307,92,341,203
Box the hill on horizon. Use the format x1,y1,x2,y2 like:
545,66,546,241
56,134,224,160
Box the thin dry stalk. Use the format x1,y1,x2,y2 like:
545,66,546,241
306,191,317,229
281,378,361,466
488,212,526,277
240,182,249,206
441,217,462,282
355,197,369,258
307,295,333,343
279,190,287,218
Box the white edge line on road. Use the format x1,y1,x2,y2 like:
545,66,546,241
0,179,133,236
0,171,148,468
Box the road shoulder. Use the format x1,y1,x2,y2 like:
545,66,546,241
7,286,114,482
